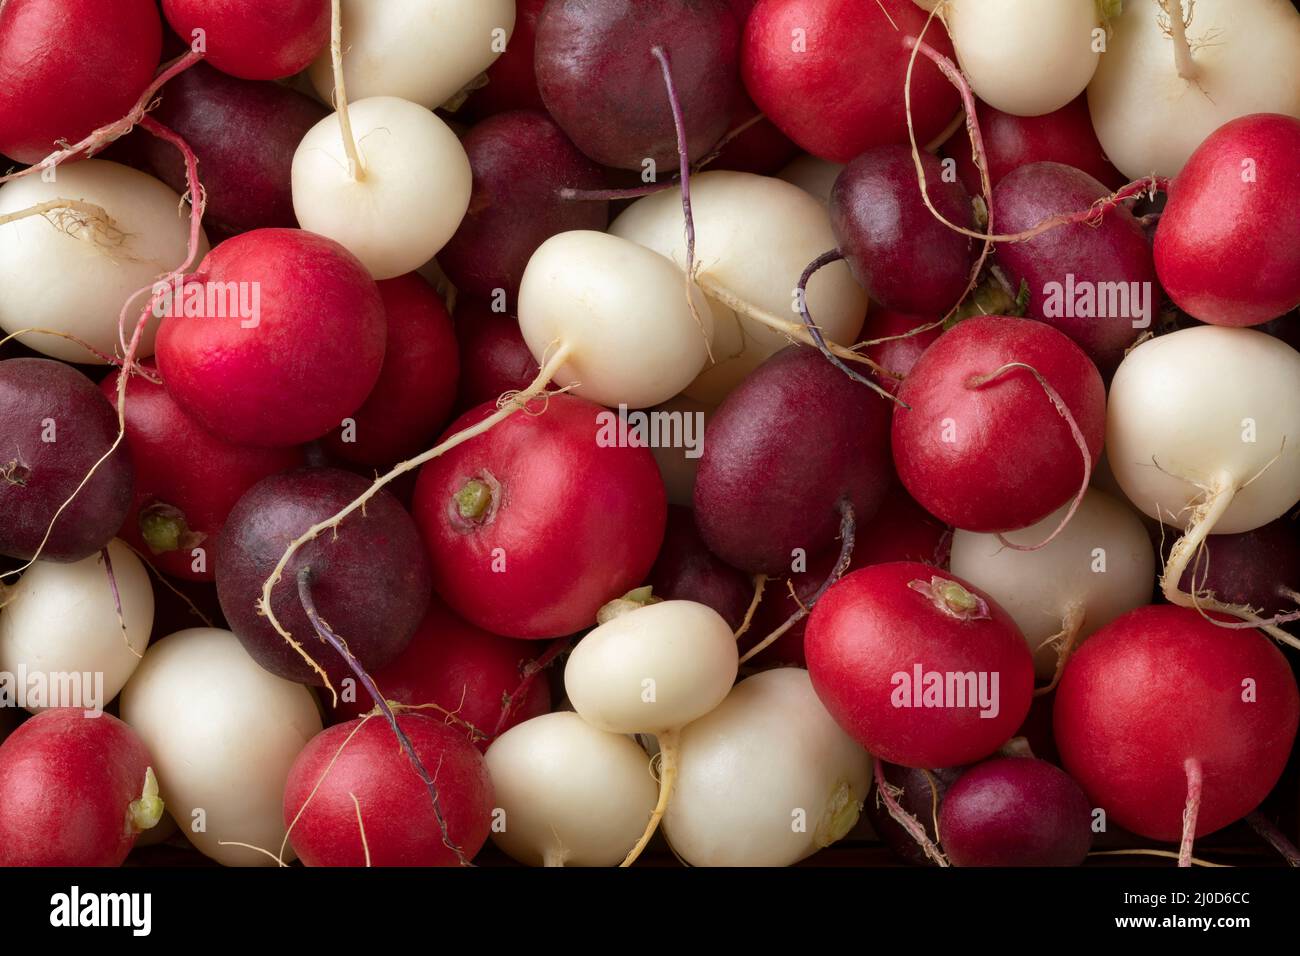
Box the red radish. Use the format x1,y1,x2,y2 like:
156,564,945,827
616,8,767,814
1054,605,1300,852
1170,517,1300,619
1154,113,1300,327
0,0,162,164
100,365,302,581
155,228,386,448
462,0,548,117
330,596,552,745
805,561,1035,768
860,308,943,395
412,394,666,639
0,359,133,563
162,0,329,80
741,0,960,162
284,713,494,867
322,273,459,469
939,756,1093,867
649,505,753,631
892,315,1106,533
0,709,161,866
863,762,961,866
453,300,541,410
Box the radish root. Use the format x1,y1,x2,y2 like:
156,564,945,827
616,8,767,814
731,574,767,640
492,634,572,739
621,729,679,867
1033,601,1085,697
873,759,949,867
1179,757,1203,868
328,0,365,181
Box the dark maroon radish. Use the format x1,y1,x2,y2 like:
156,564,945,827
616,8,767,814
535,0,742,169
438,111,608,304
863,762,962,867
830,146,977,315
322,273,459,469
648,505,753,630
1169,516,1300,622
707,88,799,176
694,345,892,575
461,0,547,118
0,359,133,563
454,301,541,411
992,162,1157,373
860,307,943,395
892,315,1106,533
215,467,431,687
939,757,1093,867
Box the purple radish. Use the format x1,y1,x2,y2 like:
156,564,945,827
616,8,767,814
648,505,753,630
1171,516,1300,619
864,762,962,867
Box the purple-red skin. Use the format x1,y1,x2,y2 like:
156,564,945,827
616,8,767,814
992,162,1158,374
214,467,431,687
707,88,800,176
1171,517,1300,618
694,345,893,575
438,110,609,304
460,0,548,118
860,307,943,395
831,146,977,315
535,0,743,169
0,359,134,562
863,762,962,867
453,300,543,411
648,505,753,630
939,757,1094,867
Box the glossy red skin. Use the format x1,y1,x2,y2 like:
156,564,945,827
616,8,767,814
114,61,328,240
0,359,134,562
1054,605,1300,842
330,596,551,747
99,365,302,581
0,0,161,163
694,345,893,575
463,0,547,117
939,757,1093,867
413,394,667,638
322,274,459,469
1171,518,1300,619
1155,114,1300,327
862,762,961,867
861,307,943,395
162,0,328,80
454,301,541,411
648,505,753,630
992,162,1157,374
284,714,494,866
742,0,959,163
708,88,800,176
831,146,976,315
215,467,430,686
892,315,1105,533
805,561,1034,768
155,229,386,448
438,111,608,304
945,95,1124,196
535,0,742,169
0,710,153,866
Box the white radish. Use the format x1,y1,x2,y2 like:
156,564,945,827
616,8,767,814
1088,0,1300,179
0,160,207,363
777,155,845,205
662,668,872,867
119,628,323,867
484,711,658,867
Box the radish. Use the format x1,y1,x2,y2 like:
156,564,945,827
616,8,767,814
100,365,303,581
859,308,943,394
161,0,329,80
649,505,753,631
412,394,666,639
462,0,548,117
155,228,386,448
1087,0,1300,180
1154,113,1300,327
662,667,872,867
453,300,541,410
805,561,1035,768
778,154,844,204
646,395,714,507
1168,517,1300,619
284,713,494,866
484,712,659,867
939,756,1094,867
0,539,153,712
0,709,161,866
863,762,961,866
564,599,739,865
0,0,162,164
950,489,1155,683
1054,605,1300,861
0,359,134,563
120,627,323,866
892,315,1106,533
0,160,208,364
708,88,800,176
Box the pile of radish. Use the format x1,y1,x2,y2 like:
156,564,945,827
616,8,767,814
1,0,1299,874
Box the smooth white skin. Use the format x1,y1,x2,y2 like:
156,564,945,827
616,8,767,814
663,668,872,867
564,600,738,735
484,712,658,867
119,628,323,867
946,0,1101,117
1106,326,1300,535
308,0,515,110
950,490,1155,677
517,231,715,409
0,160,208,363
1088,0,1300,179
647,394,715,507
292,95,471,279
0,540,153,713
777,155,845,205
610,171,867,405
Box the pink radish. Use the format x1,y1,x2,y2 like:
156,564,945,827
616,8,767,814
859,308,943,395
161,0,329,80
